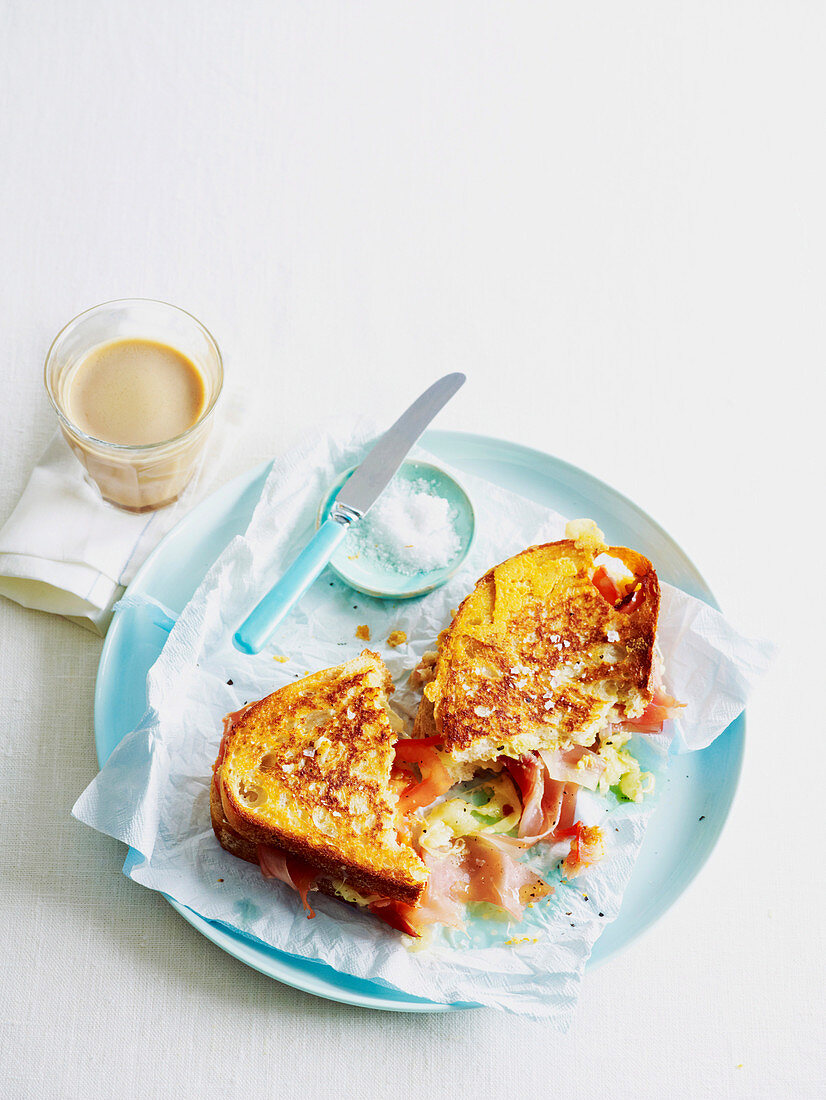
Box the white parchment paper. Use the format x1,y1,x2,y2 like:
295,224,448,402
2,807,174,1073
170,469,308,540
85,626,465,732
73,425,773,1021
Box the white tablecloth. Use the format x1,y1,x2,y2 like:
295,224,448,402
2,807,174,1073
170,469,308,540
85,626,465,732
1,3,823,1098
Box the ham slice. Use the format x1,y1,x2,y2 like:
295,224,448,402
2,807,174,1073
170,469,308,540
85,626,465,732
504,753,577,845
539,746,606,790
371,847,467,936
506,754,546,837
391,836,551,933
556,783,578,836
257,843,292,885
414,849,469,930
623,685,684,733
257,844,318,917
460,837,549,920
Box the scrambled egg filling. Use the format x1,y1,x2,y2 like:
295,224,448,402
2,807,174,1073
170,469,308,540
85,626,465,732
418,772,522,854
565,518,607,555
594,728,655,802
417,731,653,858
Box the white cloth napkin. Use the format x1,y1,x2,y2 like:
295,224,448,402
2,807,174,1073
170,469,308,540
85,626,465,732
0,395,243,634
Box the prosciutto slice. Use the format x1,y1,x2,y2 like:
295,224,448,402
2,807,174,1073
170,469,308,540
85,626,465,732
556,783,578,836
539,746,606,790
623,685,684,733
257,843,292,884
392,836,551,933
460,837,548,921
369,848,468,936
257,844,319,917
505,754,545,837
413,849,469,930
504,753,576,845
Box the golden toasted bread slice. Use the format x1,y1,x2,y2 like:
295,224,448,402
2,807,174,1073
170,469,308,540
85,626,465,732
210,773,384,906
213,651,428,905
414,522,660,767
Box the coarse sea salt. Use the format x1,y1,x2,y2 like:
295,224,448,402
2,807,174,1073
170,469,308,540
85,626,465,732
346,477,462,575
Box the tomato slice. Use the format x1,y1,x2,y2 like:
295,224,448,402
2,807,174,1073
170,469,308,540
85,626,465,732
592,565,621,605
398,749,453,813
368,900,420,937
593,565,645,613
558,821,603,877
393,736,443,762
392,737,454,813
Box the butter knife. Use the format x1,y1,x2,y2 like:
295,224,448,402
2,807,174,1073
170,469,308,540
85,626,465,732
233,372,465,654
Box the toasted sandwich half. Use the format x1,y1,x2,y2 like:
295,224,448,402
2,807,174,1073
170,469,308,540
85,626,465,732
212,650,429,910
413,520,661,768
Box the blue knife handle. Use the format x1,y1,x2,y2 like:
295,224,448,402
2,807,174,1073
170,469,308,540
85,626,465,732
233,516,349,654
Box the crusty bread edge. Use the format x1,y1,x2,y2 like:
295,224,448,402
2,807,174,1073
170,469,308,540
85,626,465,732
211,766,426,905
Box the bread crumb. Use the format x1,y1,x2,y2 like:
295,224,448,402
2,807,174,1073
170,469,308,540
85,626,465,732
387,630,407,648
355,625,371,642
408,650,438,688
272,654,289,663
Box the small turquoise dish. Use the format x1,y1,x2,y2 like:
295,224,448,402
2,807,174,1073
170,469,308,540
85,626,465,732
316,458,475,599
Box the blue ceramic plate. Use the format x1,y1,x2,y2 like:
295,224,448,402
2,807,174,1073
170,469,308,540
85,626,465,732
95,430,744,1012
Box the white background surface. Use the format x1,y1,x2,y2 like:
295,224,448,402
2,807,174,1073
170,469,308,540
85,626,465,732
1,3,823,1098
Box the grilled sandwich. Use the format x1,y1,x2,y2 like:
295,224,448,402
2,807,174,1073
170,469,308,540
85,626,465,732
212,650,428,910
212,523,678,935
413,520,662,770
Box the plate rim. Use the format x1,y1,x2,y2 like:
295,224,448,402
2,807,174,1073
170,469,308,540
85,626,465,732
94,428,745,1012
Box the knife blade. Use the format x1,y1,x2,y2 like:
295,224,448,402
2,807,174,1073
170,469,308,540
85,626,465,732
332,372,466,520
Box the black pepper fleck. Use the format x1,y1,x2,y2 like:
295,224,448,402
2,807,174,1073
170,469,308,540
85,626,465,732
598,912,604,917
699,815,705,821
226,679,233,686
